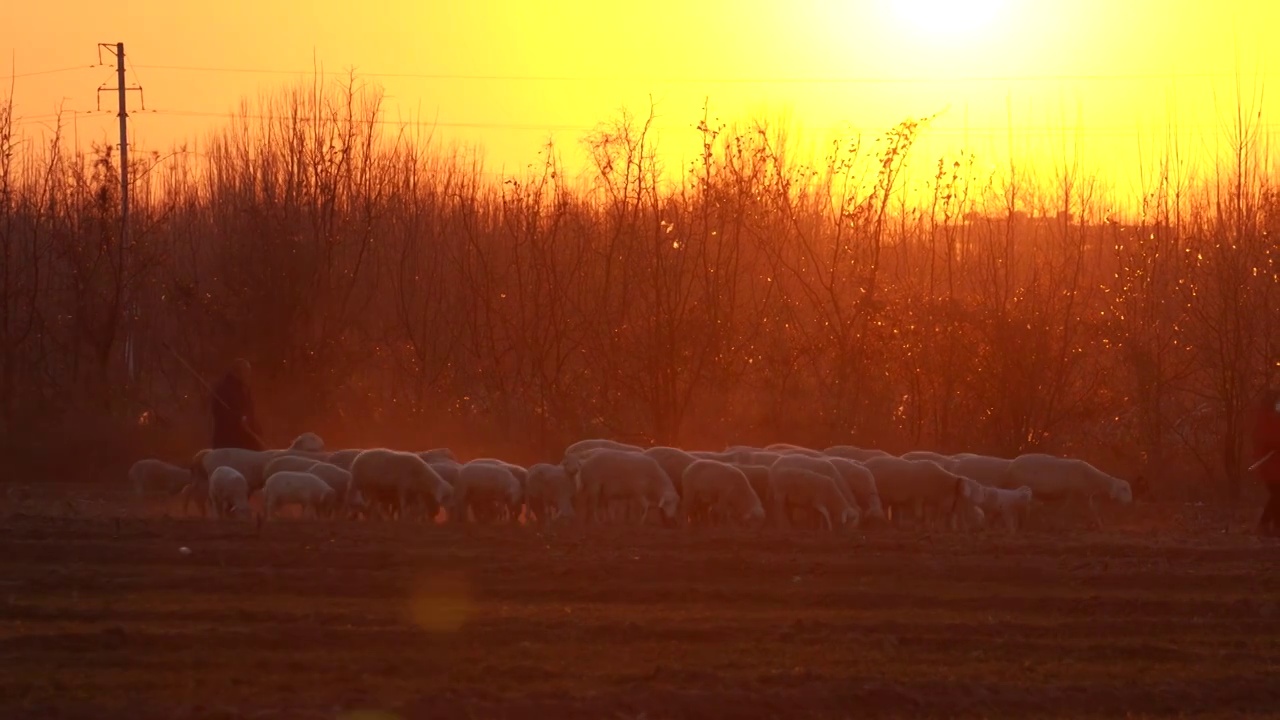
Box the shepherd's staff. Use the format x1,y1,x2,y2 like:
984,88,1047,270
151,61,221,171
159,341,269,449
1249,450,1276,474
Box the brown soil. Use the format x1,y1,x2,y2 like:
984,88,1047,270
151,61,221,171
2,487,1278,719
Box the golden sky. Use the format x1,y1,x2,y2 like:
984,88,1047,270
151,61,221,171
4,0,1278,196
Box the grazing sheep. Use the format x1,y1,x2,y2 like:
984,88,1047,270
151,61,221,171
417,447,457,463
950,454,1015,489
426,459,462,489
196,447,329,501
732,464,775,515
563,449,679,525
263,471,337,520
768,465,860,531
207,466,251,520
863,456,977,530
773,454,859,519
289,432,326,452
129,459,191,498
973,484,1034,532
764,443,826,457
306,462,355,505
563,438,645,459
470,458,529,486
1007,454,1132,528
263,454,330,484
900,450,957,470
643,446,700,495
351,449,452,521
824,456,886,522
680,460,765,527
689,450,744,464
824,445,893,463
524,463,576,524
452,461,524,524
325,449,364,471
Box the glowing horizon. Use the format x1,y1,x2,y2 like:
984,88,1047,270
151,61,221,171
4,0,1279,200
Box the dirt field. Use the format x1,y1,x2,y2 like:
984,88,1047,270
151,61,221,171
3,489,1279,719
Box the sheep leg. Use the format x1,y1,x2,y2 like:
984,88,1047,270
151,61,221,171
815,505,833,531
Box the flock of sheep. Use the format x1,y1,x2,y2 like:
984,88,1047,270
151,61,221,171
127,433,1135,532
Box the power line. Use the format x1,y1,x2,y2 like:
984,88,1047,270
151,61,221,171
3,64,100,80
132,64,1275,85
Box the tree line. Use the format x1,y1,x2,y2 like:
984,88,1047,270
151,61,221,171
1,77,1276,498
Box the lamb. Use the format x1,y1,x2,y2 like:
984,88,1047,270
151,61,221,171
260,470,336,519
289,432,326,452
1006,453,1132,528
972,484,1035,532
306,462,355,505
451,461,524,524
680,460,765,527
562,448,679,525
129,458,192,498
351,448,453,521
863,456,978,530
824,456,887,522
768,465,860,531
524,463,576,524
207,466,251,519
643,446,700,495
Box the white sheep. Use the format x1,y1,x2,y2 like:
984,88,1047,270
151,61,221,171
524,463,576,524
562,449,678,525
680,460,765,527
351,448,453,521
262,470,337,520
824,456,887,522
950,454,1016,489
863,456,978,530
764,443,826,457
207,466,251,519
731,464,775,516
900,450,957,470
289,432,326,452
325,449,363,471
452,461,524,524
824,445,893,463
767,465,860,530
973,484,1034,532
128,458,191,498
417,447,457,463
772,454,859,524
263,454,331,484
563,438,645,459
643,446,700,495
1007,453,1132,528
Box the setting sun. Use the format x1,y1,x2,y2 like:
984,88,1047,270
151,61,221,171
884,0,1009,41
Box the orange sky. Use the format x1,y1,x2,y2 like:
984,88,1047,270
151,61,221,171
4,1,1279,198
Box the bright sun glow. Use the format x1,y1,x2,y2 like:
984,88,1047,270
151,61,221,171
887,0,1009,41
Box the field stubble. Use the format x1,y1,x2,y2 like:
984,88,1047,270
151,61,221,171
1,485,1279,719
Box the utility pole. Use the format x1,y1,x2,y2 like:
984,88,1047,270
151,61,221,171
96,42,143,383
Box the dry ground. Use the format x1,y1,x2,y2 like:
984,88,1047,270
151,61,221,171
2,486,1279,719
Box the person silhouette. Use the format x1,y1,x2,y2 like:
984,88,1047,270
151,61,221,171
211,358,265,451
